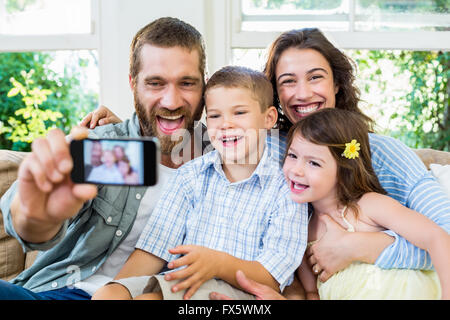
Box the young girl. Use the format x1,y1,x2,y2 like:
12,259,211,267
283,108,450,300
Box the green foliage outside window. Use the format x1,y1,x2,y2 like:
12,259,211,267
352,50,449,151
0,52,98,151
1,69,63,144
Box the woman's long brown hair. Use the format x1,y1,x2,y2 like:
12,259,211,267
264,28,372,132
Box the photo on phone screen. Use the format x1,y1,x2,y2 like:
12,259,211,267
84,139,144,185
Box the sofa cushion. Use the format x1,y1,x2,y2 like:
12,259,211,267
0,152,27,280
430,164,450,197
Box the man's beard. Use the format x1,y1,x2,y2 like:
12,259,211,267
134,91,203,154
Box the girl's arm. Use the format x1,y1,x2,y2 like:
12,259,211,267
297,255,320,300
282,272,306,300
361,192,450,299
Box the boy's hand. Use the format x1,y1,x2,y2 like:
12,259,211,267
165,245,224,300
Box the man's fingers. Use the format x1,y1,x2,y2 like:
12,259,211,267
209,291,232,300
47,129,73,174
72,184,98,202
21,154,52,192
31,138,63,183
235,270,263,296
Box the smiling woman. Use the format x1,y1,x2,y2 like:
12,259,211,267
275,48,338,122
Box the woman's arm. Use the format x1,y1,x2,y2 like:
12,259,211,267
297,256,320,300
361,192,450,299
369,134,450,270
374,177,450,270
307,214,394,282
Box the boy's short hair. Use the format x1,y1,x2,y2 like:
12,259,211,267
205,66,273,112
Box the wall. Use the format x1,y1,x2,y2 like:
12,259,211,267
98,0,210,121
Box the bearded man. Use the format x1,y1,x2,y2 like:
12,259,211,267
0,17,210,300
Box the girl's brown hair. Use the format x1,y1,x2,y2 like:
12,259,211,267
285,108,386,216
264,28,371,131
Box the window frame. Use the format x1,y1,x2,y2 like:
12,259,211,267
0,0,100,52
229,0,450,51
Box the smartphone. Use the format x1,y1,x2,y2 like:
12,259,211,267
70,137,159,186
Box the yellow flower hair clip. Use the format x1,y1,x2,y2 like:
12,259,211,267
342,139,360,159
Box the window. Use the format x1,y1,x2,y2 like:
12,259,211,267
225,0,450,150
230,0,450,50
0,0,99,51
0,0,100,151
0,0,92,35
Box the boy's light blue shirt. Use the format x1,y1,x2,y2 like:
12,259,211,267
136,145,309,291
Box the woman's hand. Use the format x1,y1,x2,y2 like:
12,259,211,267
308,214,394,282
307,214,355,282
79,105,122,129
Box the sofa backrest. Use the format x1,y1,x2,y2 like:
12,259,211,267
0,147,449,281
0,150,27,280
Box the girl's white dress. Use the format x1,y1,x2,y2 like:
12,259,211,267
309,207,441,300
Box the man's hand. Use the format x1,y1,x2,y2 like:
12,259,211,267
12,127,98,244
165,245,224,300
209,270,286,300
79,105,122,129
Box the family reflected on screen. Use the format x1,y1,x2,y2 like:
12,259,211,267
85,140,142,185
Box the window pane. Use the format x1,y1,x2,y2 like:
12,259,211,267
240,0,449,32
232,48,267,71
355,0,449,31
0,50,98,151
0,0,92,35
241,0,348,32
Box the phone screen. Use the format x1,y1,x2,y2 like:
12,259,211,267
84,139,145,185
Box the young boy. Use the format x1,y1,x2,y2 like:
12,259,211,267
92,66,308,300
